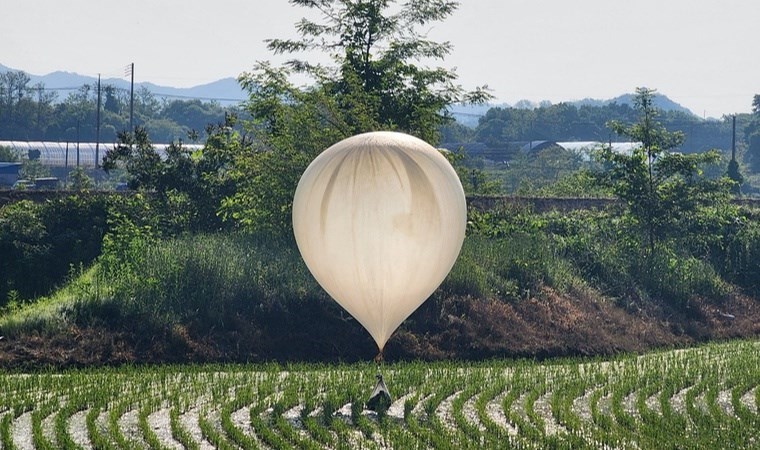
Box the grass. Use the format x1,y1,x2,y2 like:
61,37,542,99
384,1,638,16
0,265,106,337
0,229,584,338
0,340,757,449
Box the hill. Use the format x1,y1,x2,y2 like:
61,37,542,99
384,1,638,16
574,93,694,115
3,64,696,121
449,93,696,127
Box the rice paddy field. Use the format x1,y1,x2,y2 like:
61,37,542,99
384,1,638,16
0,340,758,449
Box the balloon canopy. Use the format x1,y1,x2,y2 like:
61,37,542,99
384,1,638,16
292,131,467,351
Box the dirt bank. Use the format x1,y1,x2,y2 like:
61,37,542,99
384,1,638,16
2,287,758,369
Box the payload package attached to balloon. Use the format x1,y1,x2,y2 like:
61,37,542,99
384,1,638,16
292,131,467,354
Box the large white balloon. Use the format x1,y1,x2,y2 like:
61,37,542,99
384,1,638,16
292,131,467,351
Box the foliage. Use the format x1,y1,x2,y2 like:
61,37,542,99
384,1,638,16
0,201,47,304
0,145,19,162
262,0,490,143
3,203,760,361
0,192,199,308
443,148,502,195
719,210,760,295
0,196,109,305
102,127,163,190
595,87,731,253
473,99,739,155
444,233,575,301
439,120,475,143
463,204,740,309
102,123,237,232
98,233,317,332
226,0,490,235
726,159,744,194
529,169,611,197
18,158,50,181
746,134,760,173
67,166,94,190
497,146,592,194
98,197,158,278
0,70,237,143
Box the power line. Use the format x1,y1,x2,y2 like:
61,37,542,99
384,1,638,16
35,86,82,91
149,92,245,102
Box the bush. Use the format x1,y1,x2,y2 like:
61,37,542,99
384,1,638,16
93,233,318,332
467,205,736,309
446,231,576,301
0,196,108,305
633,248,728,307
721,213,760,295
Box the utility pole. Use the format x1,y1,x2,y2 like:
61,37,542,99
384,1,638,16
731,114,737,161
76,119,80,168
96,74,101,169
37,85,43,130
129,62,135,132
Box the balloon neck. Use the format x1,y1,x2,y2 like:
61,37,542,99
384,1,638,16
374,349,384,364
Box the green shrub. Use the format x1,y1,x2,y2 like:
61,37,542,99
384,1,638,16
445,233,575,301
720,214,760,295
94,233,317,332
0,196,109,305
633,248,728,306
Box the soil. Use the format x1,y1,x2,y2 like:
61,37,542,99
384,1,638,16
1,287,759,369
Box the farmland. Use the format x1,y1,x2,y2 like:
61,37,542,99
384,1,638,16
1,339,757,449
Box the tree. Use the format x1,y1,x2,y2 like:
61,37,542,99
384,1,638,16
102,127,162,191
68,166,94,191
744,95,760,175
262,0,489,142
726,158,743,194
596,87,730,253
0,71,31,128
102,121,237,232
0,72,58,140
19,158,50,181
0,145,19,162
747,134,760,173
226,0,490,235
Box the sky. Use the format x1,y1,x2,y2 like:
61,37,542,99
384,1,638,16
4,0,759,118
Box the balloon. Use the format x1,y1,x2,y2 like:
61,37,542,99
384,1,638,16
292,131,467,351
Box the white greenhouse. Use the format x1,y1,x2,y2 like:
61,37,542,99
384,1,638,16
0,141,202,169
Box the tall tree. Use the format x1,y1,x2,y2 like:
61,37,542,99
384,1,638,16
596,87,729,253
225,0,490,235
257,0,490,144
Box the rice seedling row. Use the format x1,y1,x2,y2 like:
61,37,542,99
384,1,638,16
0,340,758,449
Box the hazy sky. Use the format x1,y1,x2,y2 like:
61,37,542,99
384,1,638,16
5,0,759,118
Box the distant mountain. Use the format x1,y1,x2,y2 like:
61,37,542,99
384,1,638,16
2,64,696,116
573,93,694,115
0,64,247,105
